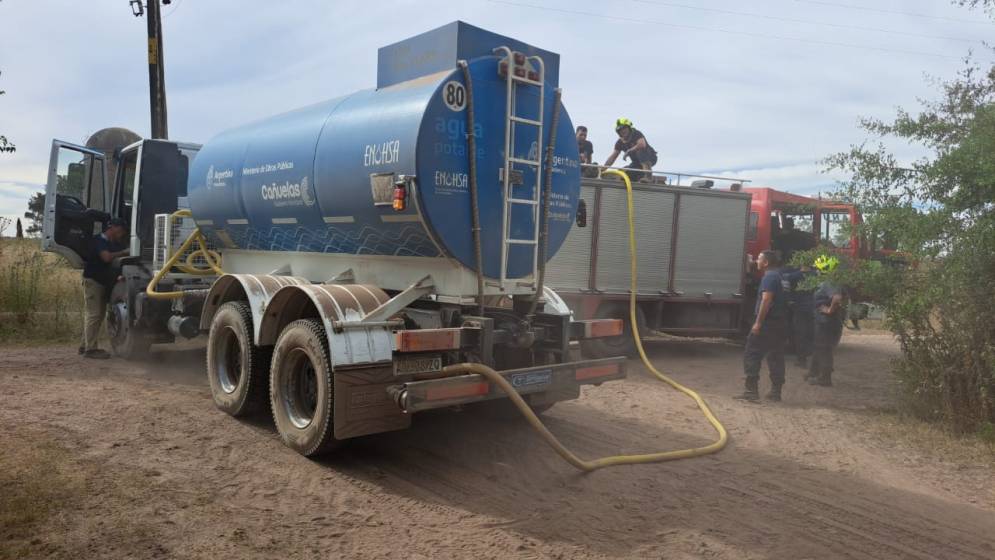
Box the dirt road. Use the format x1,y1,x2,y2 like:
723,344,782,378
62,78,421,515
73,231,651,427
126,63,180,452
2,333,993,559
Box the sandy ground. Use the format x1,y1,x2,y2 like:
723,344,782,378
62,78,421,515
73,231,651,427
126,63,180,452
2,332,994,559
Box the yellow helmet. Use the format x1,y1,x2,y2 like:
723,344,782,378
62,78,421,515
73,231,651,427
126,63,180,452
615,117,633,130
814,254,839,273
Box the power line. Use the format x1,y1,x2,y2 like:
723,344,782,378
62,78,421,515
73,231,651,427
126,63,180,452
790,0,994,26
485,0,964,60
630,0,982,43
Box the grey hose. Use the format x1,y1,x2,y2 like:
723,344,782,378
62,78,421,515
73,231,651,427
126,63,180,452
458,60,486,317
528,88,563,318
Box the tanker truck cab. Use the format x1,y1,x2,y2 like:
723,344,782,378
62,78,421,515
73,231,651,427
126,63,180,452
43,138,200,266
44,137,202,358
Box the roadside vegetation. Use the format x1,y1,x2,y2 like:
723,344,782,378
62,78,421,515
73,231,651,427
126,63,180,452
823,1,995,439
0,237,82,344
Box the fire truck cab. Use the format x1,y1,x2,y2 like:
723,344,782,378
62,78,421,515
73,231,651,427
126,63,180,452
743,186,875,264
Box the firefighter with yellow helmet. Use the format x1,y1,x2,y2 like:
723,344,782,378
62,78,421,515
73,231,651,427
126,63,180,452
603,117,658,182
808,254,846,386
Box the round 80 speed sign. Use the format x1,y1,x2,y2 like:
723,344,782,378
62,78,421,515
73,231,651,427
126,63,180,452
442,81,467,112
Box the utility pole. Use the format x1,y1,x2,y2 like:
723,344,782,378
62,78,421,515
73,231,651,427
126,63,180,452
131,0,169,139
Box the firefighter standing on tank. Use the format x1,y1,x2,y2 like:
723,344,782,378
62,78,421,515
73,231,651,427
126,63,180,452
603,118,658,182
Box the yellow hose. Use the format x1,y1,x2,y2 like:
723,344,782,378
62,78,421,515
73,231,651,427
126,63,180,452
146,209,224,300
445,169,728,471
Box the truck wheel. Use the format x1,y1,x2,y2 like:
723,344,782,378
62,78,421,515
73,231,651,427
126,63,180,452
107,282,150,360
269,319,340,457
582,304,646,359
206,301,270,417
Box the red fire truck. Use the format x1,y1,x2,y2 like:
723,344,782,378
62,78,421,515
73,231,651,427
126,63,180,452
742,186,895,265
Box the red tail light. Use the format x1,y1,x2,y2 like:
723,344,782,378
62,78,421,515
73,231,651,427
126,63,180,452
393,181,406,211
426,382,489,401
576,363,620,381
395,328,461,352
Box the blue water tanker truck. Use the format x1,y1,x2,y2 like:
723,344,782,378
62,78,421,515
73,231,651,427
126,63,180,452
43,22,626,456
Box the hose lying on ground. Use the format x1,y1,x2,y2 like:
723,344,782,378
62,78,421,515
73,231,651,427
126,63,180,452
444,169,728,471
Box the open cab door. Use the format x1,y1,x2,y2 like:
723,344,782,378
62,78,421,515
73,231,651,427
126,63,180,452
42,140,109,268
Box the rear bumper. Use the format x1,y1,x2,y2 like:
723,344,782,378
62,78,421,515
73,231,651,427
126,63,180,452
386,357,626,413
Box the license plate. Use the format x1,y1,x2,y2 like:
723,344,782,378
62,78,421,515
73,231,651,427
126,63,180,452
394,355,443,376
510,369,552,389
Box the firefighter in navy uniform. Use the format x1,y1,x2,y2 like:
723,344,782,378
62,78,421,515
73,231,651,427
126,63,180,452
736,250,788,402
782,264,816,368
603,118,658,182
807,255,846,387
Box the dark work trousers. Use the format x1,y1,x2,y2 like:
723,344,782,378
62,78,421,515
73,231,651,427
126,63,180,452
810,320,843,382
790,297,814,359
743,318,787,387
625,148,658,182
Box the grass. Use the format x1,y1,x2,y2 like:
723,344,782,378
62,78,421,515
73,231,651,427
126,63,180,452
0,430,86,560
0,238,83,344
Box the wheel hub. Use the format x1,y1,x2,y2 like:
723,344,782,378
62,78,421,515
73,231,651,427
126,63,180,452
283,349,319,429
215,326,242,394
108,302,128,343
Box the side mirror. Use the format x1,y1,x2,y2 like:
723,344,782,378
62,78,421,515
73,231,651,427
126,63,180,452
576,199,587,228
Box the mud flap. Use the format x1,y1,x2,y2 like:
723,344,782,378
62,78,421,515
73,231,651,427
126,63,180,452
334,366,412,440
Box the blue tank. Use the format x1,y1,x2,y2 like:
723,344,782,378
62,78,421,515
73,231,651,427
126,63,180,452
188,22,580,280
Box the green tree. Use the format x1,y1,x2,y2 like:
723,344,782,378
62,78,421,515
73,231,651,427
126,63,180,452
23,192,44,235
824,3,995,434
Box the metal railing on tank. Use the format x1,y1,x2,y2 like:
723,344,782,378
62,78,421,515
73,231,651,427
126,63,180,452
580,163,752,189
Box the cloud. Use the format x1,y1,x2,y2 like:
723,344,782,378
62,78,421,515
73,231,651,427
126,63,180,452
0,0,989,226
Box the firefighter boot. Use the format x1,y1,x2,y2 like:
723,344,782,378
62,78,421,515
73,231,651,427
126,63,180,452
810,372,832,387
766,383,783,402
734,378,760,402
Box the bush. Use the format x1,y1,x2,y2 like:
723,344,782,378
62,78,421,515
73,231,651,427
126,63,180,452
0,238,82,343
826,48,995,434
886,221,995,432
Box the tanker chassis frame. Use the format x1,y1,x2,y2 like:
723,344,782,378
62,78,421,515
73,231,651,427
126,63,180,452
43,137,627,457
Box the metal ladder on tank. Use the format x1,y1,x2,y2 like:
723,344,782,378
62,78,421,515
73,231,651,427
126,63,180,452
494,46,546,290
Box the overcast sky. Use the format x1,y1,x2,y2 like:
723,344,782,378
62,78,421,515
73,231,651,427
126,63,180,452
1,0,992,227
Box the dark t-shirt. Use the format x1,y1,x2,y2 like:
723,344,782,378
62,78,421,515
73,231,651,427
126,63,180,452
614,128,654,154
755,269,787,322
83,234,123,291
578,139,593,162
813,280,845,325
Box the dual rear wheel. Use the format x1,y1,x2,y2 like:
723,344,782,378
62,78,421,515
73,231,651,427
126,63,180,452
206,303,339,456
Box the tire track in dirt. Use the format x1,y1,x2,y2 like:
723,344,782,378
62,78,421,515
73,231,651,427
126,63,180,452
2,337,994,559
